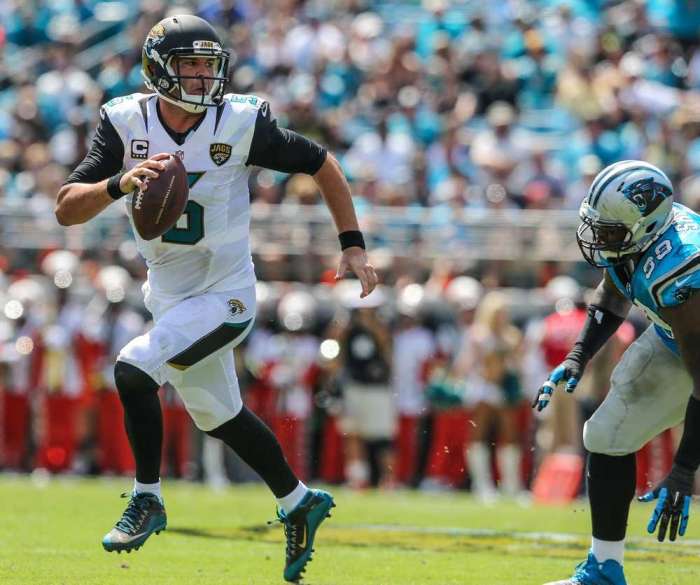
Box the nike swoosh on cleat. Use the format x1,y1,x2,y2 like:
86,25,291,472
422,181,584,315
109,529,149,544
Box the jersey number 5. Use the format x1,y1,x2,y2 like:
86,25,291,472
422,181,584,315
643,239,672,279
161,201,204,245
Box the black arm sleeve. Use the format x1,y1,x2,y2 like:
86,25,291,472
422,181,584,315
245,102,327,175
64,108,125,185
568,304,625,364
675,395,700,471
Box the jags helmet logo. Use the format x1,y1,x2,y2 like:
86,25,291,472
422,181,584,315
620,177,671,216
210,143,232,166
144,23,166,59
228,299,246,316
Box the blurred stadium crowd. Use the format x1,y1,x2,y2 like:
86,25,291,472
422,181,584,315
6,0,700,214
1,0,698,492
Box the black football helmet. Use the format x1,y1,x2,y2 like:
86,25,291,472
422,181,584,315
141,15,230,113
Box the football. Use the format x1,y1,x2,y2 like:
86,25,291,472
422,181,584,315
131,154,189,241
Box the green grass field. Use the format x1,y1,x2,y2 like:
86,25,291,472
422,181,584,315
0,475,698,585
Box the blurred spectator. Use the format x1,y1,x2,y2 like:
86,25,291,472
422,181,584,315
392,283,436,486
267,288,321,481
565,154,602,209
471,101,524,170
82,265,144,476
516,147,565,209
337,285,394,489
524,276,589,454
454,291,524,500
459,50,518,116
422,275,482,490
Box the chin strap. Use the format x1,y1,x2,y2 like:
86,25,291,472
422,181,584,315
157,90,207,114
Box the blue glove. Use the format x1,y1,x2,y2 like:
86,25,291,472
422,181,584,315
532,356,584,412
639,464,694,542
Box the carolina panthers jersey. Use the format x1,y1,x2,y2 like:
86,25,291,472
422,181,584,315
102,92,262,313
605,203,700,354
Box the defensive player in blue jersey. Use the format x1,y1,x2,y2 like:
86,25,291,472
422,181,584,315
534,161,700,585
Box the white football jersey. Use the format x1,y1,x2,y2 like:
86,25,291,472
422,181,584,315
103,92,261,315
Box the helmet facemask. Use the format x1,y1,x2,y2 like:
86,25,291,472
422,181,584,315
164,48,229,112
576,214,637,267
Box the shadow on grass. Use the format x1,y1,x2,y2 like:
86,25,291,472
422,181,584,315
167,524,274,541
165,524,700,565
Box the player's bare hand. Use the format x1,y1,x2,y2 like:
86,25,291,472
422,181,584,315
119,153,171,193
336,247,377,298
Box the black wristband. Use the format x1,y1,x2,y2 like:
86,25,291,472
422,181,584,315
674,395,700,471
107,172,127,200
339,230,365,250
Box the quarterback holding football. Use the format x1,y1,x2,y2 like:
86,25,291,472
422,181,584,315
55,14,377,583
534,161,700,585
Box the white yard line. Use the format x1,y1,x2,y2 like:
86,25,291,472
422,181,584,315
343,524,700,549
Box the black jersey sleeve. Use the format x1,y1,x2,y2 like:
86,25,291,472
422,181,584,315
64,107,125,185
245,101,327,174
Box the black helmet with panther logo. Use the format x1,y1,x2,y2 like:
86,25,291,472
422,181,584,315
141,14,230,114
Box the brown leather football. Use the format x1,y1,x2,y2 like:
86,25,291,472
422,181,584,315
132,154,189,241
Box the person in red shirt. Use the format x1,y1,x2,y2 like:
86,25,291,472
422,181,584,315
537,276,590,451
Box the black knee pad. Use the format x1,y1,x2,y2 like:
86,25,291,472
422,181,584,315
114,361,159,403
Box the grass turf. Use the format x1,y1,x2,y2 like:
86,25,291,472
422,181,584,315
0,475,698,585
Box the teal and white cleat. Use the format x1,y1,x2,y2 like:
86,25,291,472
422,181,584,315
276,489,335,583
102,492,167,553
544,552,627,585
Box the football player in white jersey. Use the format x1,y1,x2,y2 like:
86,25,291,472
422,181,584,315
55,15,377,583
534,161,700,585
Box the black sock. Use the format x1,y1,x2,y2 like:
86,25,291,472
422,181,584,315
207,406,299,497
114,361,163,484
587,452,636,541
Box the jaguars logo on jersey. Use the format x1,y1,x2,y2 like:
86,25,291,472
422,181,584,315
210,143,232,166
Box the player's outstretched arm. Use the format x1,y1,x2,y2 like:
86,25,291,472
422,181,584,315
313,153,359,235
641,294,700,542
244,100,377,298
533,273,631,411
313,154,378,298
